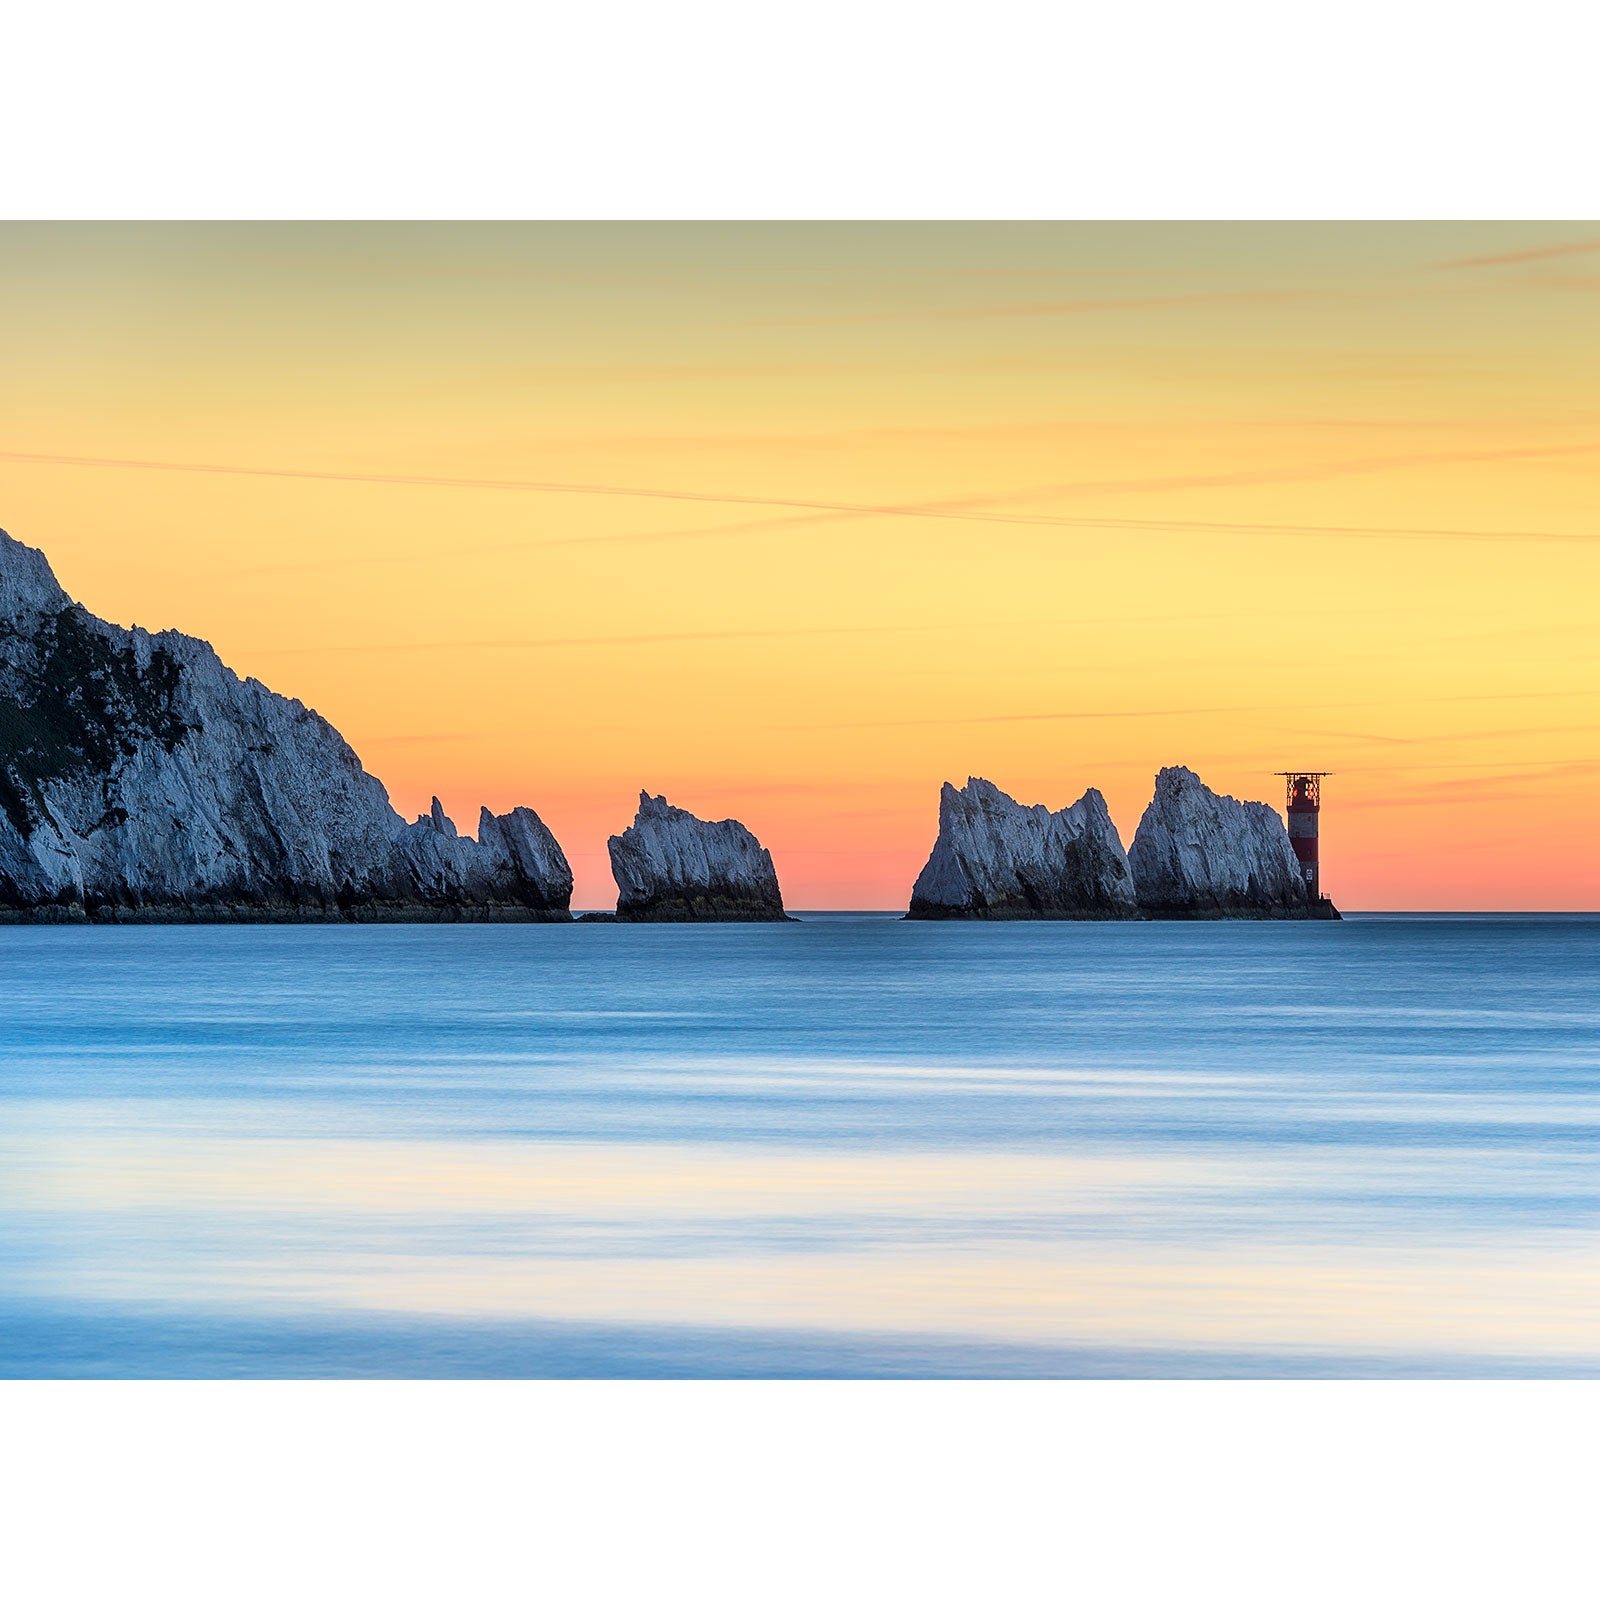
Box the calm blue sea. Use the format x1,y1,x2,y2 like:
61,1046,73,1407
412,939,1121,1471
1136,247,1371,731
1,913,1595,1377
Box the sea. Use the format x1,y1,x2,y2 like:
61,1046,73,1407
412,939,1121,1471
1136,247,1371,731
1,913,1595,1377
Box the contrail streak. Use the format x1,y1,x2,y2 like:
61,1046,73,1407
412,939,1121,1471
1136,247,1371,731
813,687,1598,732
244,621,947,657
235,603,1427,659
3,445,1597,557
1439,238,1600,269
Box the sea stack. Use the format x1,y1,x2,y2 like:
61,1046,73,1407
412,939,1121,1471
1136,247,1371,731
0,528,573,921
1128,765,1339,919
389,797,575,917
906,777,1137,919
607,792,791,921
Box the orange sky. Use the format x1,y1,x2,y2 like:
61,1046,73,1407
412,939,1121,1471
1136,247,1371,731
0,222,1595,909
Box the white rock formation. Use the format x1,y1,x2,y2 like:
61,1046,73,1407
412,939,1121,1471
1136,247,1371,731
906,777,1137,919
476,804,573,909
607,793,790,920
389,796,574,915
1128,766,1333,918
0,528,572,920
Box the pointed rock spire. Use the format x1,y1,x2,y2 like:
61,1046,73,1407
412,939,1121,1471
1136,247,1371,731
426,796,457,837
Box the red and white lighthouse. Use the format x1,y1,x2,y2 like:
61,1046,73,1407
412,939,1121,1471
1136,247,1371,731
1276,771,1330,901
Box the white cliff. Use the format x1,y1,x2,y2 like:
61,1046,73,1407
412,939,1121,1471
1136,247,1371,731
906,777,1137,919
606,792,790,921
1128,765,1335,919
0,528,572,920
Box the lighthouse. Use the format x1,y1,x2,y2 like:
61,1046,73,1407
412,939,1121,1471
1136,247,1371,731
1275,772,1330,901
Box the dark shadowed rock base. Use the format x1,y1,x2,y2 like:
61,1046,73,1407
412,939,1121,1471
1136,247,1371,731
1130,897,1342,921
0,903,575,925
906,899,1134,921
615,893,793,923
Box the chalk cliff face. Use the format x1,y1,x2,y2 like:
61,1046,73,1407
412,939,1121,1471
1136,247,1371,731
607,792,790,921
1128,765,1334,919
906,778,1137,919
0,529,572,921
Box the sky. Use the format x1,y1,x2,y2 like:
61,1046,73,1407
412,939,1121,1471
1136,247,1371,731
0,221,1595,910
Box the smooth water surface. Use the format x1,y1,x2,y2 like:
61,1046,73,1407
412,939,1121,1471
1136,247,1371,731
2,914,1596,1376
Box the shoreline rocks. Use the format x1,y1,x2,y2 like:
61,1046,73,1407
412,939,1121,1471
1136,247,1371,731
905,768,1340,921
0,528,573,922
607,792,792,921
906,778,1137,920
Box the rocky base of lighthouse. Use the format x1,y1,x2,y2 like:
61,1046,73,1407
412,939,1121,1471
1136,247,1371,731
1129,766,1337,919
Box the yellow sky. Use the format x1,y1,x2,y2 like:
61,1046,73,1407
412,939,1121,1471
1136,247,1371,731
0,222,1595,908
